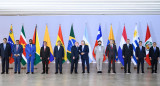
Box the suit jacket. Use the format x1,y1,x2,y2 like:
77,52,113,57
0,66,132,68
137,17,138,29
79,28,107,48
79,45,89,59
40,46,50,59
25,44,36,59
12,44,23,59
54,46,64,59
0,43,11,58
106,44,118,58
71,45,80,60
122,44,133,58
94,45,105,58
136,46,146,59
149,46,159,60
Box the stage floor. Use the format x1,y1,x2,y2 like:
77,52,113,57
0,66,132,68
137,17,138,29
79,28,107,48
0,63,159,86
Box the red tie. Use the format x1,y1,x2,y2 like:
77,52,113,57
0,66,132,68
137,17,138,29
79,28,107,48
44,47,46,51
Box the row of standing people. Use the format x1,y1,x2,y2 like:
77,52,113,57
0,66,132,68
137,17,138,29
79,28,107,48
0,38,159,74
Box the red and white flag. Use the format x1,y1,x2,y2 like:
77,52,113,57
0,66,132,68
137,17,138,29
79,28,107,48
145,24,152,66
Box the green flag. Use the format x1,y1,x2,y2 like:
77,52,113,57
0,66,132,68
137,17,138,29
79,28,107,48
67,24,76,62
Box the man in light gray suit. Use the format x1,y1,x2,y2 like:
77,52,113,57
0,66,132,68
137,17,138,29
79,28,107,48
94,40,105,73
106,40,118,73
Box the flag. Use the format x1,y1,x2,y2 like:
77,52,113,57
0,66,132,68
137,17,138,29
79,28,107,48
43,25,54,63
19,25,27,66
145,24,152,66
118,25,127,66
107,24,118,61
92,25,105,61
56,25,67,63
67,24,76,62
83,25,95,63
33,25,41,65
8,24,15,64
132,24,140,65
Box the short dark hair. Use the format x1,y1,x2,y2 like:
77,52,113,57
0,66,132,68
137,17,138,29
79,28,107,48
29,39,32,41
127,39,130,41
98,40,102,43
3,38,7,41
43,41,47,44
153,42,156,44
16,40,19,42
139,41,142,43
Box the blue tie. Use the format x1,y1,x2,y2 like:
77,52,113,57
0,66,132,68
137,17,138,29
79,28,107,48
3,44,6,50
140,47,142,51
154,47,156,52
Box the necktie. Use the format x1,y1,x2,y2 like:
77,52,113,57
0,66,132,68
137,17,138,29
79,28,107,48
3,44,6,50
111,45,113,49
16,45,18,51
140,47,142,51
154,47,156,52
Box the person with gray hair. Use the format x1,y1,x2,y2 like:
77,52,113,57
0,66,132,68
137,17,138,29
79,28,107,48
94,40,105,73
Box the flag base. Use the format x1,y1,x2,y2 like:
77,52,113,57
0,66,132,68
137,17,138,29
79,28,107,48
121,66,124,69
134,67,137,69
9,67,13,69
21,67,26,69
147,66,152,69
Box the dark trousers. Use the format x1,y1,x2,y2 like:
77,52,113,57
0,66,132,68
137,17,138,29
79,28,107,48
14,57,21,72
82,58,89,72
71,58,78,73
1,57,9,73
124,57,131,72
137,58,144,73
151,59,158,72
108,56,116,72
55,58,62,73
42,58,49,73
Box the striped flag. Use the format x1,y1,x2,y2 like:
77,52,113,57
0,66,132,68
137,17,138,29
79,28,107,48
33,25,41,65
8,24,15,64
107,24,118,61
92,25,105,61
118,25,127,66
67,24,76,62
19,25,27,66
56,25,67,63
43,25,54,63
145,24,152,66
83,25,95,63
132,24,140,65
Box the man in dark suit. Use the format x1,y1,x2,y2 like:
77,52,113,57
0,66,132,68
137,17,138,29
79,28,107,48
12,40,23,74
54,41,64,74
136,41,146,74
0,38,11,74
79,40,89,73
70,42,79,74
149,42,159,73
122,39,133,73
40,41,50,74
106,40,118,73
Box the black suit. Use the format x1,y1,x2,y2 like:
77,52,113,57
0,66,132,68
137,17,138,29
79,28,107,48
106,44,118,72
149,46,159,73
40,46,50,73
122,44,133,73
0,43,11,73
79,45,89,73
71,45,79,73
136,46,146,73
54,46,64,73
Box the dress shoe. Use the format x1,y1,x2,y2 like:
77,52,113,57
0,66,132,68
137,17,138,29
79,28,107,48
60,72,63,74
14,72,17,74
155,71,157,73
1,72,5,74
46,72,48,74
87,72,90,73
75,72,78,74
82,72,85,73
41,72,45,74
26,72,30,74
55,72,58,74
32,72,34,74
6,72,9,74
113,71,116,74
128,72,131,73
108,71,110,73
18,72,20,74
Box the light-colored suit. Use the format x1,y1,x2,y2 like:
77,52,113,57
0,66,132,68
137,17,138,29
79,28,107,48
94,45,105,71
